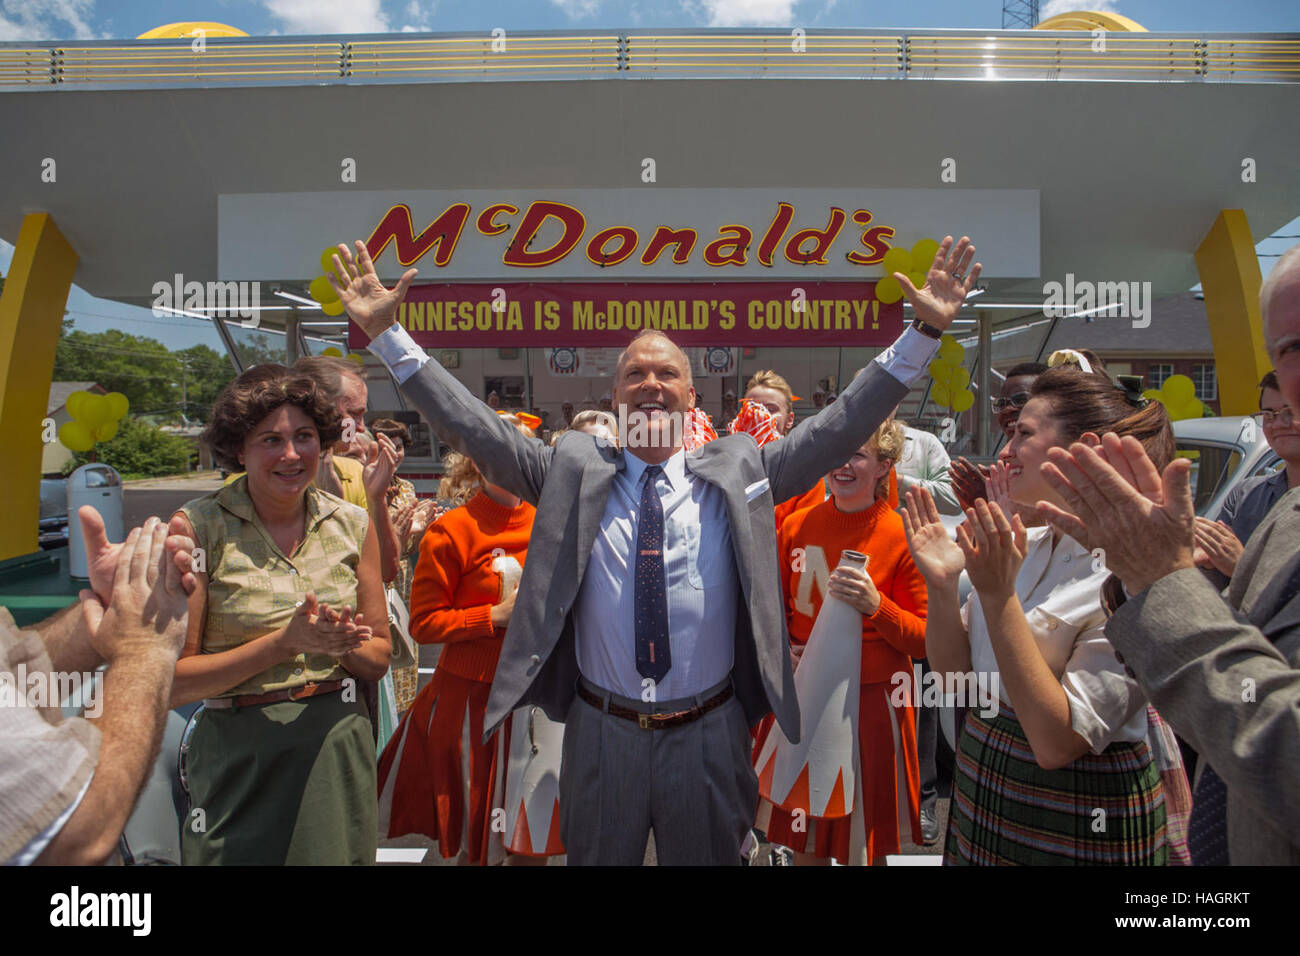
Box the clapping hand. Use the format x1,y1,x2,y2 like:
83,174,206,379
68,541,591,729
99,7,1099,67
327,240,418,341
283,593,372,659
82,507,198,605
901,487,966,586
949,457,989,513
955,499,1028,601
1036,434,1196,595
895,236,983,333
363,433,401,503
1193,516,1244,578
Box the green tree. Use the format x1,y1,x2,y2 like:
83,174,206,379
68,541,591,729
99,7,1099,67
64,416,194,480
174,343,238,424
54,324,181,418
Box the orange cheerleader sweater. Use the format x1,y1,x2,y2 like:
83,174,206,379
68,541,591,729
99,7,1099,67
408,490,535,684
777,495,928,685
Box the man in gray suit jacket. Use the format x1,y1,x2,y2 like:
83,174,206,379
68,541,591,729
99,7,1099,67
1036,243,1300,865
331,236,981,864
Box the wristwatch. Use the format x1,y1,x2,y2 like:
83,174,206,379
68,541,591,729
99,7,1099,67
910,317,944,340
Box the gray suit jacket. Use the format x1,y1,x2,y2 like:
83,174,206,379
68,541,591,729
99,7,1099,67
398,356,908,742
1106,486,1300,865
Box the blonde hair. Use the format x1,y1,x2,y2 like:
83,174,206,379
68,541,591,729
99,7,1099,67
437,414,534,505
744,369,794,415
866,417,906,499
570,409,618,439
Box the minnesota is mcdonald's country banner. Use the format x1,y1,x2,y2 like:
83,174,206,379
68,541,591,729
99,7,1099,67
347,281,903,349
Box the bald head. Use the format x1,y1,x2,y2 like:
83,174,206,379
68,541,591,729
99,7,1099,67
613,330,693,390
1261,241,1300,414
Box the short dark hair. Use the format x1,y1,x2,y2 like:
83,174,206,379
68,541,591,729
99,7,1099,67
369,417,410,449
1004,362,1050,379
1030,367,1175,470
293,355,365,406
1260,370,1280,395
202,365,343,471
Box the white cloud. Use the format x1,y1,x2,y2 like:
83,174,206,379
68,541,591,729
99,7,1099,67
681,0,801,28
261,0,390,35
400,0,436,32
549,0,603,19
0,0,97,41
1040,0,1123,20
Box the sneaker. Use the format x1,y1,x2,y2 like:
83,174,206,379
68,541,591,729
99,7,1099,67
920,808,940,845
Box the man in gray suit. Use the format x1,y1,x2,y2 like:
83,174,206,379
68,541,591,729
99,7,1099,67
330,236,981,864
1036,243,1300,865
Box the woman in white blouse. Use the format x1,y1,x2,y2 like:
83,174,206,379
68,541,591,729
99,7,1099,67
902,367,1174,865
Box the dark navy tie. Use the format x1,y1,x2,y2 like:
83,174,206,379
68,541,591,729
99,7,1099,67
635,465,672,682
1187,766,1229,865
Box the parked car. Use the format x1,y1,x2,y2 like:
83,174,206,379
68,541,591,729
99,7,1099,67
38,478,69,550
1173,414,1281,520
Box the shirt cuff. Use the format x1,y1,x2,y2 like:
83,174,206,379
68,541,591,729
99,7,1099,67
875,326,943,387
5,774,91,867
367,323,429,385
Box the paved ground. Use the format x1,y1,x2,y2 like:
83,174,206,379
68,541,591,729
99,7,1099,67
123,472,224,527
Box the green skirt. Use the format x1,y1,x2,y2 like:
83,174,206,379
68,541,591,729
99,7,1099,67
945,704,1167,865
181,691,378,865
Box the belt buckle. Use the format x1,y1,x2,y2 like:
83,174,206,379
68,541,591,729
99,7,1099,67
638,713,652,730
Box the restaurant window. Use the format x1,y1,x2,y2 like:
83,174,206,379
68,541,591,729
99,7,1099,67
1147,363,1173,391
1192,364,1217,401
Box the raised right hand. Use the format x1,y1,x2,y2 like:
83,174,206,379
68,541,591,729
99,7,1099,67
901,487,966,585
327,240,418,341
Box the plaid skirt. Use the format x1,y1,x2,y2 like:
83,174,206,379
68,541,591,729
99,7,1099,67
945,704,1167,866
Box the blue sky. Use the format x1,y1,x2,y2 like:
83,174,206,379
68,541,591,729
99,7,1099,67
0,1,1297,41
2,0,1297,351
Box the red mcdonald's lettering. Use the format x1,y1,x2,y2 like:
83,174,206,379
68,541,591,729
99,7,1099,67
476,203,518,236
503,201,587,268
784,207,846,265
757,202,794,267
641,226,698,265
367,203,471,267
846,210,894,266
703,225,752,267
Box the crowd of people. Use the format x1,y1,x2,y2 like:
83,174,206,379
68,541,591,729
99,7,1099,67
4,234,1298,866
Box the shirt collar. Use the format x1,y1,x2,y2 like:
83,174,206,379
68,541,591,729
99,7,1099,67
623,446,687,490
216,473,340,533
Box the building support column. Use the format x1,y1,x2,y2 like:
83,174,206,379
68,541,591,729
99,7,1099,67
976,309,993,456
0,213,79,562
1195,209,1271,415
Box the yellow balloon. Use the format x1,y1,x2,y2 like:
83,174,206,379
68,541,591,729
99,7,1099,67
309,275,339,303
320,246,345,277
78,394,111,428
321,347,343,357
951,388,975,413
949,366,971,391
938,334,964,365
1142,388,1163,403
875,276,904,304
931,383,952,407
59,421,95,453
321,299,346,317
928,359,954,385
93,421,119,443
881,248,912,278
66,390,88,421
105,392,129,420
1162,374,1195,406
345,353,365,365
911,238,941,269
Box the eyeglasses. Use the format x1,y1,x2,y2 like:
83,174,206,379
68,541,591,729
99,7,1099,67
990,392,1032,413
1261,405,1294,426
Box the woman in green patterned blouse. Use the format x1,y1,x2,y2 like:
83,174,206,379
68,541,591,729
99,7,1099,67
170,365,391,865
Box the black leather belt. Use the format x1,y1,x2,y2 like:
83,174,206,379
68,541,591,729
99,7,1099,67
577,682,732,730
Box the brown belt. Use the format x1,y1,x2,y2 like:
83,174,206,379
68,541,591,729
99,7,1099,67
204,678,347,710
577,682,732,730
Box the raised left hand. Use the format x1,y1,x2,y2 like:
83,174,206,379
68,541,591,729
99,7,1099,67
956,499,1028,601
827,562,881,617
896,235,983,333
363,433,401,502
1036,433,1196,595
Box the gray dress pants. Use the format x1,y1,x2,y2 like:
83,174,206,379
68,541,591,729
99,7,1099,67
559,676,758,865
